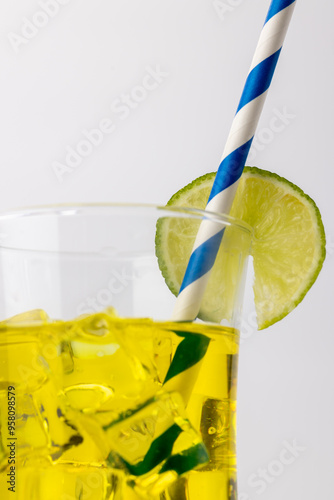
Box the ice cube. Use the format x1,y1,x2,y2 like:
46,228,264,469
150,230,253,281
61,314,158,417
75,391,208,498
0,309,49,326
11,383,83,463
0,459,113,500
0,313,84,468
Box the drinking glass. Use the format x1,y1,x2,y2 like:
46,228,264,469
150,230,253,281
0,204,252,500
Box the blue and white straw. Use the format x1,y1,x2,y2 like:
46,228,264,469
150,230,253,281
172,0,296,322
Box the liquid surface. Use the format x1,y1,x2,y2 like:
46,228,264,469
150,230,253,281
0,309,239,499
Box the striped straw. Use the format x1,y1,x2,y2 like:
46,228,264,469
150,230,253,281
172,0,297,322
163,1,296,401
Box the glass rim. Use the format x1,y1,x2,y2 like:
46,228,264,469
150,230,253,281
0,203,253,252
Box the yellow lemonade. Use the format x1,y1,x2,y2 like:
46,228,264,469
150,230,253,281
0,309,238,500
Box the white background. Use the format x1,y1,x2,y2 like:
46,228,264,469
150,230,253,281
1,1,333,498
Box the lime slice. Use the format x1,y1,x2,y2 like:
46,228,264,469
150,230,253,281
156,167,326,329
